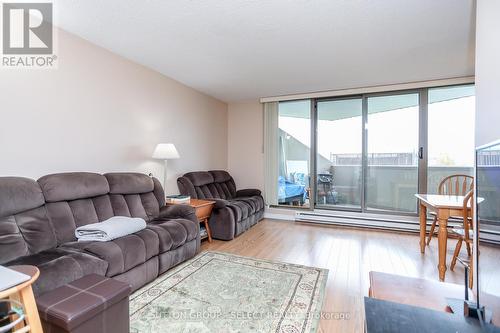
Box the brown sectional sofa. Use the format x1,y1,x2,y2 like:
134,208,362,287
0,172,200,296
177,170,264,240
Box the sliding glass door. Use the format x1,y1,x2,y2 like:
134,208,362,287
311,85,475,215
314,92,421,214
365,93,420,213
270,84,475,218
316,98,363,210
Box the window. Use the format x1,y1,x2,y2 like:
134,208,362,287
266,84,476,218
427,86,475,193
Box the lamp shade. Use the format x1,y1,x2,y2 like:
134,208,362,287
152,143,180,159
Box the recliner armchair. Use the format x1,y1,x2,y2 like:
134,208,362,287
177,170,264,240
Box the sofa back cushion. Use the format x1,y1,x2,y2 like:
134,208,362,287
0,177,57,264
39,173,113,245
0,172,165,256
38,172,110,202
105,173,163,221
178,170,237,200
38,172,165,246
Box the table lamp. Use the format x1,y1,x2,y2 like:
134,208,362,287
152,143,180,192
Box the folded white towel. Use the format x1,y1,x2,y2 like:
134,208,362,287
75,216,146,242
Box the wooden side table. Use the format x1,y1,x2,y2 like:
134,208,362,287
168,199,216,242
0,265,43,333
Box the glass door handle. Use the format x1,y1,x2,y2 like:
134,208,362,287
419,147,424,159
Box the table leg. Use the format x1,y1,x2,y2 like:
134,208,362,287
19,285,43,333
204,219,212,243
419,202,427,254
437,209,450,282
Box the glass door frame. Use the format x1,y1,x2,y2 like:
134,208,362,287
362,88,427,216
312,95,364,213
310,88,429,217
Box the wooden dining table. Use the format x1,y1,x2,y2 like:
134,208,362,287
415,194,481,282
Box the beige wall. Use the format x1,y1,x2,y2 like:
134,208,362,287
0,28,228,194
227,101,264,190
475,0,500,147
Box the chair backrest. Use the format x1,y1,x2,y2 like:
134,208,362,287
438,174,474,196
462,189,474,241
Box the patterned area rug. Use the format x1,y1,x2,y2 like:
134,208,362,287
130,251,328,333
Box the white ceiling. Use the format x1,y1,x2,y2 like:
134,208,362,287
54,0,476,102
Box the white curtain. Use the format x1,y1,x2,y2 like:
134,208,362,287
263,102,279,206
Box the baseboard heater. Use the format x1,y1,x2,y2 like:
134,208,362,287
295,210,500,245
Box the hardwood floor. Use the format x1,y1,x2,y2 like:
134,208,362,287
201,218,500,333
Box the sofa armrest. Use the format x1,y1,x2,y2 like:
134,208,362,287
214,199,231,209
159,205,197,223
235,189,262,197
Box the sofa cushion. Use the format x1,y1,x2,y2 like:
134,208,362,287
0,177,45,218
105,173,154,194
178,171,238,200
44,195,115,245
183,171,214,187
63,228,160,277
148,218,198,253
38,173,109,202
16,206,58,252
159,205,197,223
210,170,232,183
1,205,59,264
0,177,58,265
253,195,265,211
226,200,251,222
210,170,237,198
0,215,29,264
233,196,264,213
6,248,108,296
108,192,160,221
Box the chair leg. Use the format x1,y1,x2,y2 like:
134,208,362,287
426,216,438,245
450,239,463,271
466,242,472,257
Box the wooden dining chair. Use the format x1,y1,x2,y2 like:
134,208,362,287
450,190,475,288
426,174,474,245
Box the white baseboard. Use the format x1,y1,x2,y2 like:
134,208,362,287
263,212,295,221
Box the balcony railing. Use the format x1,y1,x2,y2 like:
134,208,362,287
319,165,474,213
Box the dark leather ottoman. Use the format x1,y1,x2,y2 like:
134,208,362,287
36,274,131,333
